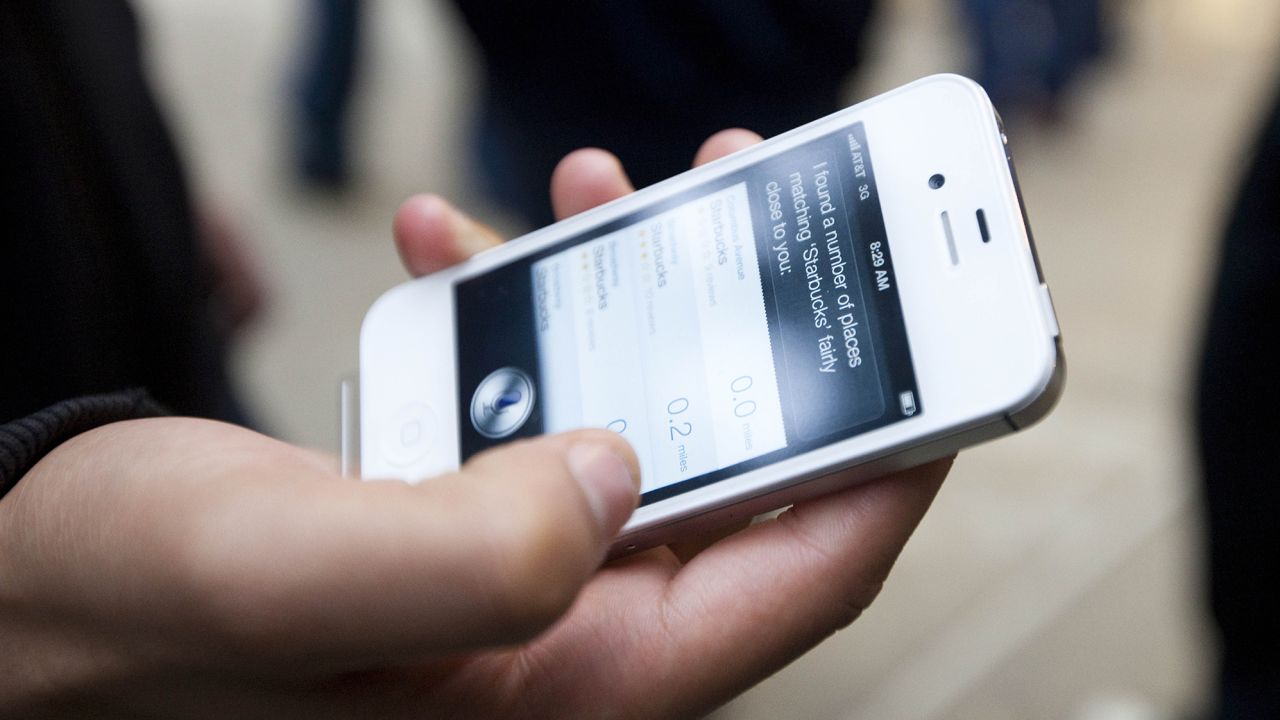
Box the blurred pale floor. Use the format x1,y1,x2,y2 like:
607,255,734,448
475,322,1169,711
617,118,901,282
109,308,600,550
132,0,1280,717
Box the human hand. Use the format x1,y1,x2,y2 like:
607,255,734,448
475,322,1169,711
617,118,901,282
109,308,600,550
390,129,954,712
1,419,638,718
0,131,950,719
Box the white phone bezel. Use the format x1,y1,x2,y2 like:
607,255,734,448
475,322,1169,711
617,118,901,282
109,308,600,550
360,74,1060,540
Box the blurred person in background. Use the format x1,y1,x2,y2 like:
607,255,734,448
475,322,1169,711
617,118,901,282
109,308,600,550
1196,74,1280,720
293,0,362,189
290,1,882,225
0,0,262,425
958,0,1108,122
450,0,880,227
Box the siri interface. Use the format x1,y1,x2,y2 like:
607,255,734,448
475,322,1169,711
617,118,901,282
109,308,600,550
455,122,921,504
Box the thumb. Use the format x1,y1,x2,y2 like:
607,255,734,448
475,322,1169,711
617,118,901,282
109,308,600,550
438,429,642,642
185,429,641,668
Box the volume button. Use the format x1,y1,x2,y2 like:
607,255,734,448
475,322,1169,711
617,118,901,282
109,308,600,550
1039,283,1061,338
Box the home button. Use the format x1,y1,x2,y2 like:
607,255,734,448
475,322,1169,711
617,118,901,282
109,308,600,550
381,403,435,467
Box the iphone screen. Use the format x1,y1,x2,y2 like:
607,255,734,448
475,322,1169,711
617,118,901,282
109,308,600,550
455,122,921,503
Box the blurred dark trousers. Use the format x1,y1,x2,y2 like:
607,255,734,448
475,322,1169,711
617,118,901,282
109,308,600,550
452,0,877,228
1196,79,1280,720
959,0,1103,110
295,0,361,181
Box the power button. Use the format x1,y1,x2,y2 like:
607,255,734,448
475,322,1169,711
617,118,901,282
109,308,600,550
1039,283,1061,339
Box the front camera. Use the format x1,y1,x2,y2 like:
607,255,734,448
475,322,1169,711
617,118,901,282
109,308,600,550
928,174,946,189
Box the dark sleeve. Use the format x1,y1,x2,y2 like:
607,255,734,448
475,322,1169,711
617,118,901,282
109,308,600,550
0,0,242,423
0,390,168,500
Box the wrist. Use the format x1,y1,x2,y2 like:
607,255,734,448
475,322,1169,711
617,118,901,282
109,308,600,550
1,390,168,501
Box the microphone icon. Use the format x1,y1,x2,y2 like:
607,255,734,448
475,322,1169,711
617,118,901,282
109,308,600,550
489,390,524,416
470,368,536,439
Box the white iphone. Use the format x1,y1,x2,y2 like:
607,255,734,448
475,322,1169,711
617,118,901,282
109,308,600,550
359,74,1064,555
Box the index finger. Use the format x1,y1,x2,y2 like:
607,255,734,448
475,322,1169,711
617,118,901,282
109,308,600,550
647,461,950,716
393,194,505,277
502,460,950,718
394,129,764,278
693,128,764,167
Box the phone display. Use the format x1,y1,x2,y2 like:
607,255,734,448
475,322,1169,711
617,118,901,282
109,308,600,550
455,122,921,504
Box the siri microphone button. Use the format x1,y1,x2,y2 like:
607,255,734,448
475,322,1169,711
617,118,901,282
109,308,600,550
471,368,536,439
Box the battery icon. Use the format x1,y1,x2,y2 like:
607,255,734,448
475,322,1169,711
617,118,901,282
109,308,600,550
899,391,918,417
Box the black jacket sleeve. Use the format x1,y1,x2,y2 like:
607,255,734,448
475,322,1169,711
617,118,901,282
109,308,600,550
0,389,168,500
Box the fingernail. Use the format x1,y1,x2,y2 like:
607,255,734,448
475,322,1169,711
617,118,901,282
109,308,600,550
567,443,639,533
445,205,497,256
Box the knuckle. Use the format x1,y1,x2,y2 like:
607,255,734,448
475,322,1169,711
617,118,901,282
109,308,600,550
483,486,591,638
830,580,884,630
174,502,296,656
180,558,275,654
776,509,889,631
